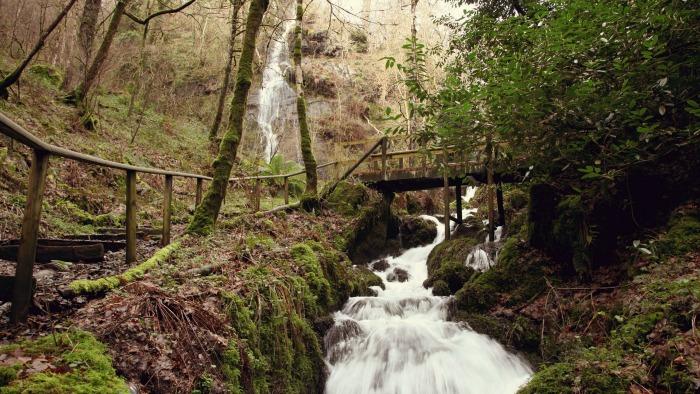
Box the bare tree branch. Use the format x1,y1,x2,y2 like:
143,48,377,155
124,0,196,25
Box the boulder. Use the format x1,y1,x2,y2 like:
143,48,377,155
387,267,409,283
399,216,437,249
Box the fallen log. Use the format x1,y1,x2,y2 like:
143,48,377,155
0,275,36,302
0,243,104,263
96,227,161,236
71,232,161,241
0,238,126,252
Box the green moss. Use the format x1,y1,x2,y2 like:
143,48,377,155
518,363,575,394
221,263,326,394
431,280,450,296
68,240,181,294
656,209,700,258
27,64,63,87
291,242,334,312
348,266,384,296
426,237,478,280
455,281,498,312
323,181,370,216
245,234,277,250
0,365,20,387
0,330,127,393
425,260,475,294
460,238,551,309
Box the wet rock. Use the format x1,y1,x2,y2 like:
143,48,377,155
324,319,365,364
452,216,486,241
387,267,409,283
399,216,438,249
313,315,336,337
372,259,390,272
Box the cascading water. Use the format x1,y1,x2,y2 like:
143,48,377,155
257,21,296,163
324,191,532,394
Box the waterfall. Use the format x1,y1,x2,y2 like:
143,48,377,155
324,204,532,393
257,21,296,163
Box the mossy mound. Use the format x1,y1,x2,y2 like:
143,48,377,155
399,216,437,249
220,239,382,393
655,205,700,258
455,238,557,313
333,187,400,265
424,236,479,293
323,181,370,216
0,330,128,393
28,63,63,88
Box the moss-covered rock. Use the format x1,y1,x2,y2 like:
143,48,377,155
324,181,370,216
424,236,479,293
455,313,540,362
656,206,700,258
431,280,451,296
399,216,437,249
454,281,498,312
28,63,63,87
0,330,127,393
334,188,400,264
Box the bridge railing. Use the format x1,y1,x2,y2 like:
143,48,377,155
0,111,342,321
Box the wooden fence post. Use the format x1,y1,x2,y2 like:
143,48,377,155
456,180,463,224
10,149,49,322
195,178,203,208
442,147,451,241
381,137,388,181
283,176,289,205
497,182,506,227
161,175,173,246
126,170,137,263
254,178,261,212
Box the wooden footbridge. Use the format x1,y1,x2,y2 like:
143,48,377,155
0,111,515,322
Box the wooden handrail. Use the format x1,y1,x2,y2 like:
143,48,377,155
228,161,338,181
0,112,212,180
321,137,386,199
1,110,346,322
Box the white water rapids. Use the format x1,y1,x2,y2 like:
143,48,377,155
324,206,532,393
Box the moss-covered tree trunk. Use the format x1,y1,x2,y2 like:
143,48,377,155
293,0,318,200
187,0,270,235
66,0,130,108
209,0,243,140
63,0,102,90
0,0,79,99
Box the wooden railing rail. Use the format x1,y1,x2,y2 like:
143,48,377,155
0,111,340,322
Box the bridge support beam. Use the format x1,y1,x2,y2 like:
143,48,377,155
442,149,451,240
455,180,463,224
497,182,505,227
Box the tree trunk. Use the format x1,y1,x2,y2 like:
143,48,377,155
209,0,242,140
66,0,130,108
186,0,270,235
0,0,79,99
63,0,102,90
294,0,318,199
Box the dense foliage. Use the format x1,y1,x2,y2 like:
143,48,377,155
388,0,700,270
410,0,699,187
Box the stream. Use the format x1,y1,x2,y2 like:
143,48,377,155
324,200,532,393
